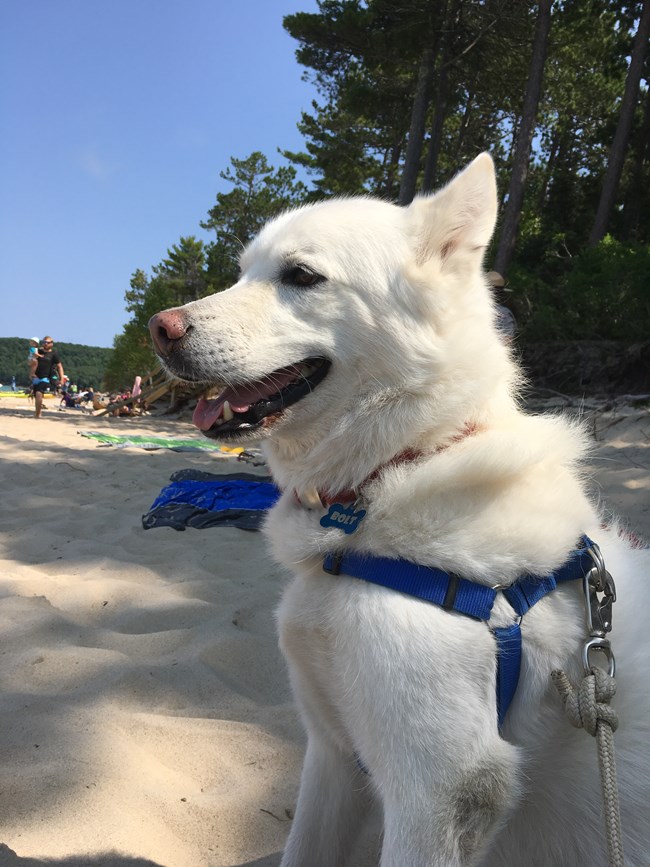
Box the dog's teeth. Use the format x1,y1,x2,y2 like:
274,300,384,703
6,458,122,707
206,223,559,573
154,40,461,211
223,400,234,421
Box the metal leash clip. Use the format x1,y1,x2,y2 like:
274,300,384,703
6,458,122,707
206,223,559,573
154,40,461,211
582,542,617,677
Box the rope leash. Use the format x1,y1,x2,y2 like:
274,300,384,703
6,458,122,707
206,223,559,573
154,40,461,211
552,667,624,867
551,540,625,867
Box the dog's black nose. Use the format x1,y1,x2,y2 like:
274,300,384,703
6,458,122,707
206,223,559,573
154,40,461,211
148,309,189,357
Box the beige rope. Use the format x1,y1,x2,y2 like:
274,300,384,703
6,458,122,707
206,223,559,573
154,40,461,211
551,667,625,867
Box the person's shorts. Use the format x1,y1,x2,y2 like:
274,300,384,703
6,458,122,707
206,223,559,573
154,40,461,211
31,378,50,393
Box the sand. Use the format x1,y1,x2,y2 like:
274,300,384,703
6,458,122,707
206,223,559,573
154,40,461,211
0,394,648,866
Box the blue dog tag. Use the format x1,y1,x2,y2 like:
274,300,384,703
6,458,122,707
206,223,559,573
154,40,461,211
320,503,367,535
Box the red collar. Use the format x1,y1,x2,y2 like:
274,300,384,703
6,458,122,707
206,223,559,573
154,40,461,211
318,447,422,507
295,422,479,509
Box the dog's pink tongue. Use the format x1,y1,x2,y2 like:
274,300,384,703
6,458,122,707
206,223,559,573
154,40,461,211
193,367,302,431
193,396,228,431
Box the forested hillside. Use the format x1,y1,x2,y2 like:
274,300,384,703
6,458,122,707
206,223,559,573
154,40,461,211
0,338,112,389
105,0,650,390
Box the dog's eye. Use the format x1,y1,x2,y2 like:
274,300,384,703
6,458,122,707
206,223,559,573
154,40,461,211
281,265,324,288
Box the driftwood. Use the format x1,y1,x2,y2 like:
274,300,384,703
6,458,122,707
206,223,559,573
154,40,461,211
97,366,205,417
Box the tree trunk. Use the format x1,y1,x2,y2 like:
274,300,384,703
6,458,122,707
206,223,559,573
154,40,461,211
423,88,446,192
543,121,576,226
622,84,650,241
454,87,475,161
588,0,650,246
536,125,561,211
398,47,436,205
384,137,403,201
493,0,553,276
421,0,455,193
422,65,449,192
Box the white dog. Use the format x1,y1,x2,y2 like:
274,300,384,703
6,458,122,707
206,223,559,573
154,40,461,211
149,154,649,866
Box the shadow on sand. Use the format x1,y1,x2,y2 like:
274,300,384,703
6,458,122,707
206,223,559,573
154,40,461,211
0,845,164,867
0,843,285,866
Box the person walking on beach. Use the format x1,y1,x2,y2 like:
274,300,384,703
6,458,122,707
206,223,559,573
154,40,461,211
28,336,64,418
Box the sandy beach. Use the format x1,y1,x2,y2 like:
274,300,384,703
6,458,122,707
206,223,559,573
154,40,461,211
0,394,648,866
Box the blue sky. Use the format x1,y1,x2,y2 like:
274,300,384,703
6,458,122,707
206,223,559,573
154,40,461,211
0,0,319,348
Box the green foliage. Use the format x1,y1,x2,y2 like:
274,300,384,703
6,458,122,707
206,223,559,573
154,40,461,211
0,337,112,389
107,153,308,389
283,0,533,197
284,102,387,197
105,236,211,390
513,237,650,341
282,0,650,247
201,151,307,286
283,1,422,197
103,323,156,392
279,0,650,342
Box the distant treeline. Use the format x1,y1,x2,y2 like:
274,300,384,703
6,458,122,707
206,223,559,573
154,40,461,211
0,337,113,389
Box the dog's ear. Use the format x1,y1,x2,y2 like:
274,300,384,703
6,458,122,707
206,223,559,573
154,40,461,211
408,153,497,268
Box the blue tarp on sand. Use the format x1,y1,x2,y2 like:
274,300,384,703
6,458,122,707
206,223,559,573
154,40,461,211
142,470,280,531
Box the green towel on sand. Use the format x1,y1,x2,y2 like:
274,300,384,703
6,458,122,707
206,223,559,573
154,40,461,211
79,430,241,452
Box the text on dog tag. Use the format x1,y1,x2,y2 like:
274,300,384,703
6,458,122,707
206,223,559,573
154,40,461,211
320,503,367,534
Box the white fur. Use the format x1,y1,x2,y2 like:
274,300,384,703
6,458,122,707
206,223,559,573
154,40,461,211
157,154,650,866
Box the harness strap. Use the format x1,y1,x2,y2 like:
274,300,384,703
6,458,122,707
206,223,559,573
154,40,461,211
493,624,523,728
322,536,594,727
323,552,497,620
502,543,594,616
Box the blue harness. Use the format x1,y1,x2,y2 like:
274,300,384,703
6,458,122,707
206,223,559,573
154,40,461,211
323,536,595,728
